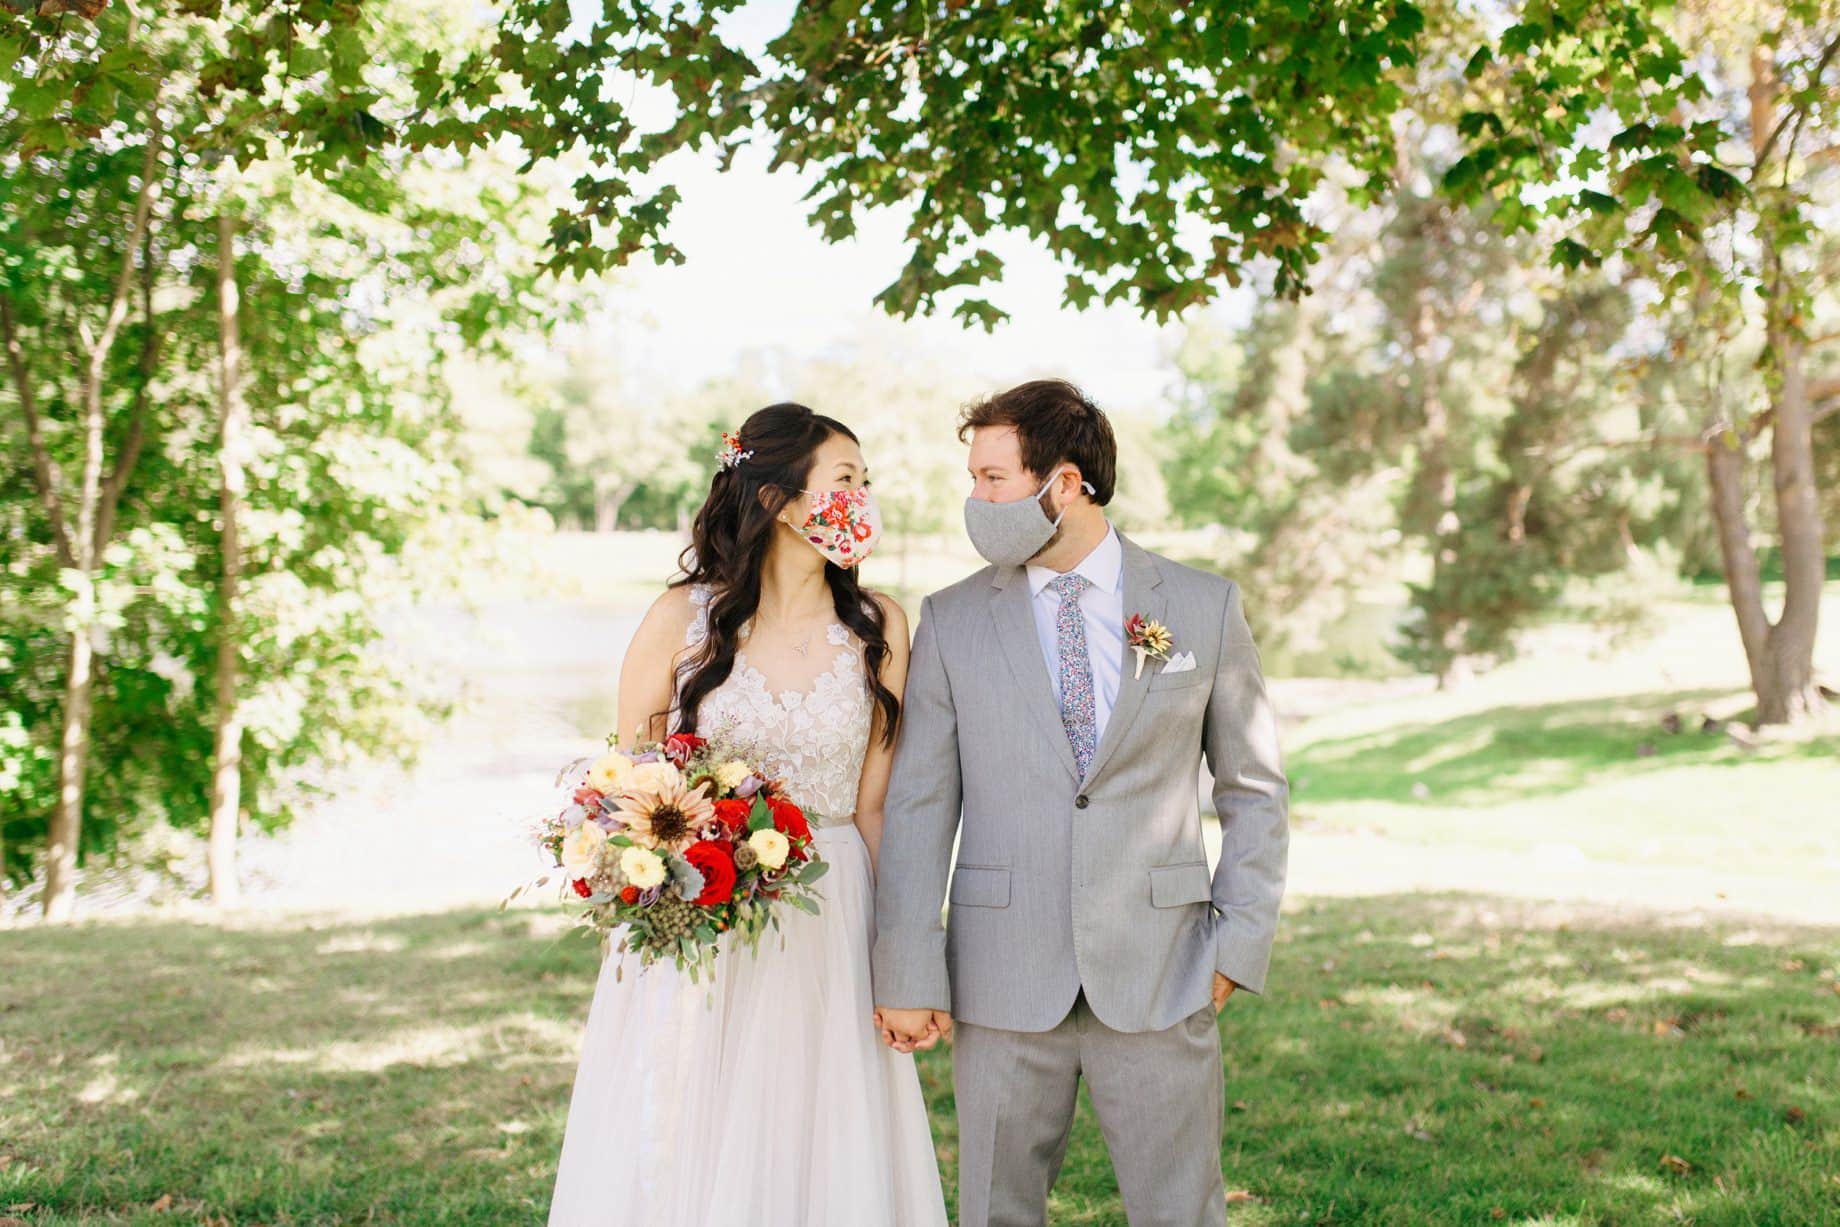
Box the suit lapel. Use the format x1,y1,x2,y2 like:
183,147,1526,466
1080,534,1165,788
988,566,1081,782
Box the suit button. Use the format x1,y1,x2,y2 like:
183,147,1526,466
1075,794,1090,809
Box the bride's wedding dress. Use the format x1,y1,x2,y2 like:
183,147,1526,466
547,585,948,1227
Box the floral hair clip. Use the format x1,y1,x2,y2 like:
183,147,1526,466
716,430,753,472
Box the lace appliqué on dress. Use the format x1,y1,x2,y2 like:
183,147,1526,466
676,585,871,825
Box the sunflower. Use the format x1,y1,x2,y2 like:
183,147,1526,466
615,777,717,852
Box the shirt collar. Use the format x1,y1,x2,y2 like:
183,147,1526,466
1027,522,1123,597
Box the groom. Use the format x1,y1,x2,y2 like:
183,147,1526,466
872,380,1289,1227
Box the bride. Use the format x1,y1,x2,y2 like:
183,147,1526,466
547,403,948,1226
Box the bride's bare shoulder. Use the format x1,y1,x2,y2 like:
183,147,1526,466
626,584,702,659
865,590,909,634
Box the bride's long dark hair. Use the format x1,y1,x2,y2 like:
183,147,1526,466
671,403,900,747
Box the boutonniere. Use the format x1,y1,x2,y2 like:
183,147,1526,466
1124,613,1174,679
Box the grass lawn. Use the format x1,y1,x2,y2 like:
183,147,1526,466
1285,686,1840,881
3,897,1835,1226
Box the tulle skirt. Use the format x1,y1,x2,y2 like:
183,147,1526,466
547,822,948,1227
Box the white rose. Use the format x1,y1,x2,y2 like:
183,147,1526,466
559,822,607,876
627,760,682,795
620,845,667,890
584,751,634,794
748,828,790,871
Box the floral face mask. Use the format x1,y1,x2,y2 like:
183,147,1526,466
784,487,882,569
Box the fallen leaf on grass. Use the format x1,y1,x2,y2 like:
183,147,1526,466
150,1194,174,1212
1785,1106,1806,1125
1404,1120,1434,1142
1658,1154,1693,1176
1225,1190,1261,1204
1652,1018,1685,1039
0,1218,28,1227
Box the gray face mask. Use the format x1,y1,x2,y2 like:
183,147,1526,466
963,467,1096,567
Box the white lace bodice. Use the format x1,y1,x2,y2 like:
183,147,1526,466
673,585,871,825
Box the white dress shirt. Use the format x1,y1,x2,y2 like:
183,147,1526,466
1026,522,1125,740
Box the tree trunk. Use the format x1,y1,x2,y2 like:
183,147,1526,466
1705,430,1774,694
42,620,96,921
1719,40,1830,727
1704,393,1828,727
22,116,162,920
208,210,246,907
1412,287,1466,687
1759,328,1827,723
593,478,637,533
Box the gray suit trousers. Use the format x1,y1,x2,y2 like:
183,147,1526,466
952,992,1228,1227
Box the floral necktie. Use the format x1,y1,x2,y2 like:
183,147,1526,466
1048,572,1097,777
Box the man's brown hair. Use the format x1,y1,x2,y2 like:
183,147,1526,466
957,378,1117,505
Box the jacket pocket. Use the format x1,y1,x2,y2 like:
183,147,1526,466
1148,665,1209,691
950,864,1011,908
1148,861,1213,908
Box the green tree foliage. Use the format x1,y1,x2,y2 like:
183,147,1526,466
1442,0,1838,720
1,0,568,911
536,1,1428,324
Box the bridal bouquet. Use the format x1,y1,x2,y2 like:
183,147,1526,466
516,732,828,980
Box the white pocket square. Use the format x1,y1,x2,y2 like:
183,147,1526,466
1160,651,1198,674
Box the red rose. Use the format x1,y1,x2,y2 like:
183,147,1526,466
619,885,639,904
684,840,737,906
663,733,707,765
768,797,811,843
712,798,751,835
572,878,592,898
768,799,812,862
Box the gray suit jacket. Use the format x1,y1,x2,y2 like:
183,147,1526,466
871,531,1289,1034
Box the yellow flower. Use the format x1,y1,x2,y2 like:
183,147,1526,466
560,822,608,876
748,828,790,871
1140,621,1173,654
620,846,667,889
712,759,751,791
585,751,634,794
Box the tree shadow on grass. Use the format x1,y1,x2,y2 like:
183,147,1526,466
4,896,1836,1226
0,906,604,1225
977,893,1840,1226
1288,688,1840,807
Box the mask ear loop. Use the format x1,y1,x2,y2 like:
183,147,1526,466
1038,468,1097,528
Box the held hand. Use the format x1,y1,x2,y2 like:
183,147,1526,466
876,1006,952,1053
1212,973,1238,1013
